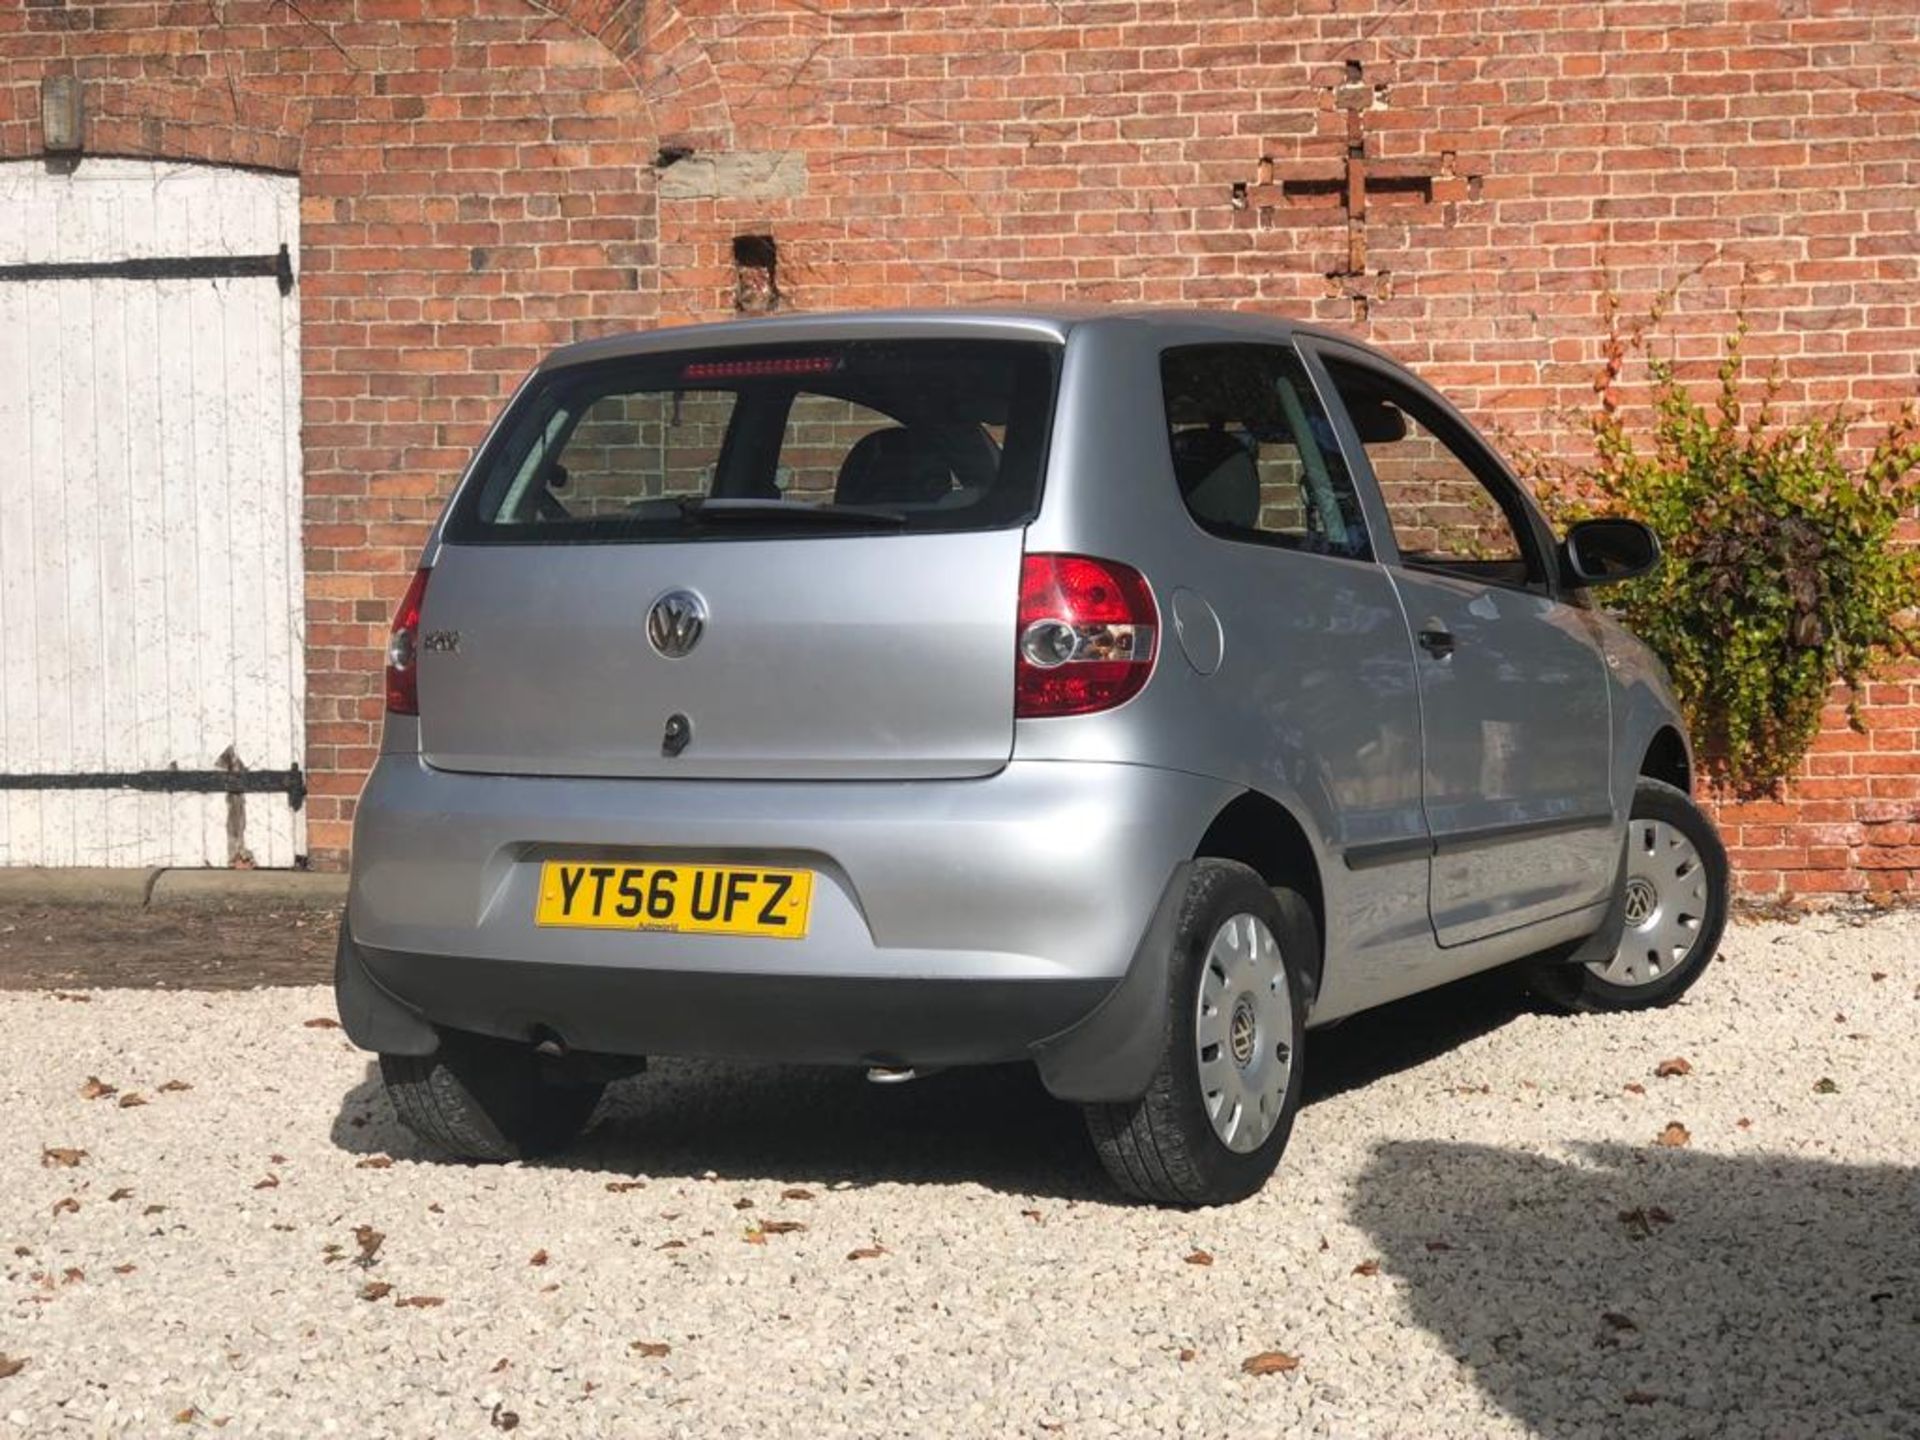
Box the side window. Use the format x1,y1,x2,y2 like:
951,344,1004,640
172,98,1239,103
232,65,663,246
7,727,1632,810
1159,344,1371,560
1321,357,1541,590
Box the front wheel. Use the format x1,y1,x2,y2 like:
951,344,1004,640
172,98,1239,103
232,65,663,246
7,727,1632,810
1532,778,1729,1013
381,1031,606,1163
1083,860,1312,1206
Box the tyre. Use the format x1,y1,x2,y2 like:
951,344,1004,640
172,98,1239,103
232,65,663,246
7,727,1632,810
380,1030,606,1163
1531,777,1729,1014
1083,860,1312,1206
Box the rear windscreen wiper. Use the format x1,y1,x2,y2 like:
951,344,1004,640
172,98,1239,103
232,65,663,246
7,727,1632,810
679,497,908,529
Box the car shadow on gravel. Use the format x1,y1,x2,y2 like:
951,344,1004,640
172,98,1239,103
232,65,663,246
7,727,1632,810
1350,1140,1920,1437
328,969,1539,1201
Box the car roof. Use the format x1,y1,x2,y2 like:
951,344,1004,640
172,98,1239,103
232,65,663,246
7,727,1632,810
539,307,1367,371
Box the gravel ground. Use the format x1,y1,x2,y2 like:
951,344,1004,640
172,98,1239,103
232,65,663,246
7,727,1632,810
2,913,1917,1439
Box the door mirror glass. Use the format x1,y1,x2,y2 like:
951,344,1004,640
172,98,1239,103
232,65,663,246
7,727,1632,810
1561,517,1661,585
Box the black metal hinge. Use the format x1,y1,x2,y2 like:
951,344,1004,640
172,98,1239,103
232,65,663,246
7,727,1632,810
0,243,295,296
0,765,306,811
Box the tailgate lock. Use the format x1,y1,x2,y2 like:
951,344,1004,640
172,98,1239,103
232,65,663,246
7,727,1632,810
661,712,693,757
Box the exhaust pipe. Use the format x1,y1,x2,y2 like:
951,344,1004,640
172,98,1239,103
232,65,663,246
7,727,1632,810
866,1065,942,1084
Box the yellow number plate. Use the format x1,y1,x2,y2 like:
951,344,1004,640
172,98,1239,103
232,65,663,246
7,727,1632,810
535,862,813,939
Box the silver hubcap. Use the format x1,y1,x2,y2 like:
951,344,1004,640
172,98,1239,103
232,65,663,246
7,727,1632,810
1194,913,1294,1154
1591,819,1711,986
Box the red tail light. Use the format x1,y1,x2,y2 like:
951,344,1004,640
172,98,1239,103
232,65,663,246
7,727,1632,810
384,567,432,716
1015,554,1158,718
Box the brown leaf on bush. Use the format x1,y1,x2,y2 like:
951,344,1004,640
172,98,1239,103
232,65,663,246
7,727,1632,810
528,1249,549,1267
395,1295,444,1309
252,1175,280,1191
354,1226,385,1266
1656,1121,1690,1148
1625,1390,1660,1406
358,1282,393,1302
41,1147,86,1168
1352,1259,1381,1277
847,1245,888,1261
605,1181,645,1194
1184,1249,1214,1267
1653,1057,1692,1078
630,1340,671,1358
79,1077,117,1101
303,1017,341,1030
1240,1350,1300,1376
1813,1077,1839,1094
355,1156,393,1170
780,1187,815,1201
1623,1083,1646,1095
117,1093,147,1109
51,1197,80,1217
0,1355,28,1380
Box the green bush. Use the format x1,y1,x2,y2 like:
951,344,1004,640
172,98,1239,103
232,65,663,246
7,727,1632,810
1522,320,1920,796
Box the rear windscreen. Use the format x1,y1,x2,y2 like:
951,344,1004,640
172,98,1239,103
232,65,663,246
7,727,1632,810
445,338,1059,543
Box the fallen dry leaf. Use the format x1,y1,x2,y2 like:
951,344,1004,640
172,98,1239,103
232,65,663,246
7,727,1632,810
396,1295,445,1309
61,1268,84,1284
108,1188,134,1202
1020,1208,1045,1224
142,1204,166,1216
252,1175,280,1191
489,1358,510,1374
758,1220,805,1236
1623,1082,1646,1095
1240,1350,1300,1377
1177,1348,1196,1363
604,1181,645,1194
79,1077,116,1101
1424,1240,1453,1253
1870,971,1886,982
1352,1259,1381,1277
173,1407,199,1424
630,1340,671,1358
41,1147,86,1168
1184,1249,1214,1267
117,1093,147,1109
489,1403,520,1432
355,1156,393,1171
1653,1057,1692,1078
732,1197,754,1210
1656,1121,1691,1148
1602,1311,1638,1332
780,1187,815,1201
1647,1205,1675,1225
538,1282,559,1293
51,992,90,1003
743,1228,766,1246
359,1282,393,1302
354,1225,385,1266
303,1017,341,1030
655,1239,686,1251
51,1197,80,1217
1625,1390,1660,1406
158,1080,193,1093
1736,1117,1753,1130
528,1249,549,1267
1813,1077,1840,1094
112,1264,136,1275
847,1245,888,1261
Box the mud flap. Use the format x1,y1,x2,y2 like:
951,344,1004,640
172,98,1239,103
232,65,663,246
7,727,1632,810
1029,861,1193,1104
334,915,439,1056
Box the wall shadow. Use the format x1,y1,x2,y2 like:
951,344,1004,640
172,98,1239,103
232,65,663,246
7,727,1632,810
1349,1140,1920,1436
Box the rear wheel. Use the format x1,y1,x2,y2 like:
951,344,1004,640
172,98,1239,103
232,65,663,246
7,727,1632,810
380,1031,605,1163
1083,860,1311,1206
1532,778,1728,1013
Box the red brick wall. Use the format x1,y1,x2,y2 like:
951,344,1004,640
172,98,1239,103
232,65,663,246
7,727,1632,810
5,0,1917,900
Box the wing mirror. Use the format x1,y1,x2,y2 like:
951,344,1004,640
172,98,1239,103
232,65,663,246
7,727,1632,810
1560,517,1662,586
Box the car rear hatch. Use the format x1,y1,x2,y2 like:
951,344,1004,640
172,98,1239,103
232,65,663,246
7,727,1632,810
414,335,1059,781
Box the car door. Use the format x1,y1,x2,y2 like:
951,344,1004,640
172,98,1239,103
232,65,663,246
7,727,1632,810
1304,341,1618,947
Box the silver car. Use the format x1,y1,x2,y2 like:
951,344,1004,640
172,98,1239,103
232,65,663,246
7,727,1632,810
337,309,1728,1205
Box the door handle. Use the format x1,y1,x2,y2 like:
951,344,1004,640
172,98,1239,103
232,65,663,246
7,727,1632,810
1418,627,1456,658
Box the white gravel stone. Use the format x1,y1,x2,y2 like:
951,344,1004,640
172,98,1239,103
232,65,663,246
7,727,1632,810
2,913,1917,1437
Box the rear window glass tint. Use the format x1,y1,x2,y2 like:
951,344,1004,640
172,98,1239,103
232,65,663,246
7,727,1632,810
446,339,1058,543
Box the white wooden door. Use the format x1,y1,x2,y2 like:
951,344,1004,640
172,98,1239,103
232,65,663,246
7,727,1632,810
0,159,305,868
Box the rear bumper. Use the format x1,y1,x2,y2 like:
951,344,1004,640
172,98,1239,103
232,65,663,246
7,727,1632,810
343,757,1235,1085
